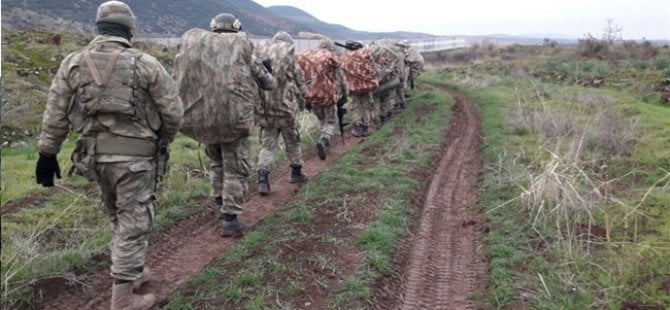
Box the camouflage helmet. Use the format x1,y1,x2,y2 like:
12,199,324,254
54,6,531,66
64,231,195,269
95,1,136,30
210,13,242,32
395,40,411,49
318,37,336,52
273,31,293,44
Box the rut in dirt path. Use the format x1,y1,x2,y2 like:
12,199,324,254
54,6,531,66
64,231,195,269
395,86,487,310
34,135,362,310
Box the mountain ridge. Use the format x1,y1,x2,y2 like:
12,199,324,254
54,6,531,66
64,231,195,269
1,0,435,39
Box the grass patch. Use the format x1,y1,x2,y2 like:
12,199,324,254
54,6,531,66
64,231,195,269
425,50,670,309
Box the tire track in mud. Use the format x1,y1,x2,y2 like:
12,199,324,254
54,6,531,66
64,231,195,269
395,86,486,310
35,136,362,310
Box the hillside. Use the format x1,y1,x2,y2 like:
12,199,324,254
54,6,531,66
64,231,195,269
267,5,434,40
1,0,434,39
1,0,311,37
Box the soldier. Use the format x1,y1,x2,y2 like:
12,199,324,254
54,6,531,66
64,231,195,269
298,37,348,160
174,13,276,237
34,1,184,309
369,39,403,126
393,40,411,112
254,31,309,195
338,40,379,137
405,43,425,92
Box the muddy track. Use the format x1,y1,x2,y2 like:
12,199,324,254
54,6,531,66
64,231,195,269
35,134,363,309
394,86,486,309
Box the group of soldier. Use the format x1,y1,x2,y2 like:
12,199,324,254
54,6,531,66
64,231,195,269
33,1,423,309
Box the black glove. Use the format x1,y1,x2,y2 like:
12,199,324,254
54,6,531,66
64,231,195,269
305,102,312,112
262,58,273,74
36,152,61,187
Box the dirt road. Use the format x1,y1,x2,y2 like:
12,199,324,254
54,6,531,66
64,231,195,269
384,86,487,309
373,88,487,310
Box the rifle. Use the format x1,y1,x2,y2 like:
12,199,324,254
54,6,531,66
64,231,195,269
336,95,348,143
155,131,170,186
335,40,364,51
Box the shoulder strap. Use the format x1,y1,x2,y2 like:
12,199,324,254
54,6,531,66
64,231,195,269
82,47,125,87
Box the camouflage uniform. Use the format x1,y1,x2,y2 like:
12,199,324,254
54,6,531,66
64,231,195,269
38,7,184,290
369,39,403,124
340,44,379,136
170,15,277,217
313,38,348,142
350,93,375,129
206,55,276,214
394,41,410,111
255,32,308,172
406,45,425,87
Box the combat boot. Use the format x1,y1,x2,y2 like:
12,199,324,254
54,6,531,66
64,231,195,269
258,169,270,195
132,267,155,291
221,213,245,237
380,115,388,125
111,281,155,310
362,125,369,137
351,125,365,137
316,137,330,160
290,165,308,183
396,100,406,112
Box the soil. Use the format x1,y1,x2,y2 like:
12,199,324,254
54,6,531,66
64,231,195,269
373,86,488,309
30,86,488,309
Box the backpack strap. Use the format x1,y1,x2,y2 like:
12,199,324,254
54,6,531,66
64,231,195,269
82,47,125,87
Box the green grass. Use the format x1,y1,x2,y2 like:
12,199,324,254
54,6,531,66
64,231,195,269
424,50,670,309
164,86,454,309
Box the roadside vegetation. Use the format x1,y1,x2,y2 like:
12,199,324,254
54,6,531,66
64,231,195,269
424,38,669,308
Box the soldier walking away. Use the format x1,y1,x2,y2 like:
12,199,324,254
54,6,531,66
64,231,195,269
34,1,184,309
405,42,425,95
338,40,379,137
173,13,276,237
254,31,309,195
297,37,348,160
368,39,403,127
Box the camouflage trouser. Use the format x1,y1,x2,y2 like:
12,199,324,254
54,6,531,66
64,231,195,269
258,125,303,170
312,104,337,140
377,92,394,117
395,83,407,105
96,160,156,282
350,93,375,127
205,137,251,215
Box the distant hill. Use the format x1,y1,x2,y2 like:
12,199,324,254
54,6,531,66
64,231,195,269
1,0,435,39
267,5,434,40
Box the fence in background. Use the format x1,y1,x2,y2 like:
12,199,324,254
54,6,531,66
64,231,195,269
137,36,470,53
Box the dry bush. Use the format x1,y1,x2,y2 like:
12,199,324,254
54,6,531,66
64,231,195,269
578,35,609,59
584,107,638,158
622,40,658,60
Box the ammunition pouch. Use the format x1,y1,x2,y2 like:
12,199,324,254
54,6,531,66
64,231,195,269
70,137,98,181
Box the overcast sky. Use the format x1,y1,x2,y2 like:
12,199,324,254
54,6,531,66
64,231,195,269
254,0,670,40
